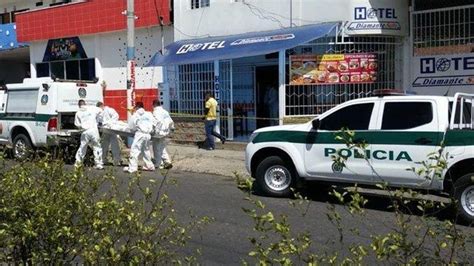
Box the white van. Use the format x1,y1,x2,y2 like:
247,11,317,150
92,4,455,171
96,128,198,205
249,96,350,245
0,78,103,160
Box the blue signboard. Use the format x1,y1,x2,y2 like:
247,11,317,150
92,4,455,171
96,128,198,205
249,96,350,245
0,23,28,51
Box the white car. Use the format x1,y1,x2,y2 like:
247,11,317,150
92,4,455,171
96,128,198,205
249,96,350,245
246,92,474,223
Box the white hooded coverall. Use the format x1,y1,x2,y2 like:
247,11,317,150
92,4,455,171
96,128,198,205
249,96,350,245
151,106,173,167
127,108,155,172
98,106,121,164
75,106,103,167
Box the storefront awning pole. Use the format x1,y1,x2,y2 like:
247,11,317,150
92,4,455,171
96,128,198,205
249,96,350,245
278,50,286,125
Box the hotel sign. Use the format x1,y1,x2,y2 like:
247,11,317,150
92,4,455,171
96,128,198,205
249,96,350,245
346,1,407,36
413,53,474,87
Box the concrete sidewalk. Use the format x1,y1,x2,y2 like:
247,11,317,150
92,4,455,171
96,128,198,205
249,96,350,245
166,143,248,177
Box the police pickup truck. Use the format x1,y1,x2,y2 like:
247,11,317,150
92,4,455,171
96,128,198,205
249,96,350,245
246,91,474,223
0,78,103,160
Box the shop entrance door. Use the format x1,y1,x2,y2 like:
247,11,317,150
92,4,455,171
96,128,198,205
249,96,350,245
256,65,279,128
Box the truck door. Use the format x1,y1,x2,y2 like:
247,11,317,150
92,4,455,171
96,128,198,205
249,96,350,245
370,100,441,187
303,100,379,182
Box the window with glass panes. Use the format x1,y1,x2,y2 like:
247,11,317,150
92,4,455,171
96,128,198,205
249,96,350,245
36,58,96,81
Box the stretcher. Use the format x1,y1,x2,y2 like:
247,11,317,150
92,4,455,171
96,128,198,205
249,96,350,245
100,124,165,141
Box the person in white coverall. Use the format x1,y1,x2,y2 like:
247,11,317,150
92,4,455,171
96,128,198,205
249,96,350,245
96,102,122,165
123,102,155,173
151,99,173,169
74,100,103,169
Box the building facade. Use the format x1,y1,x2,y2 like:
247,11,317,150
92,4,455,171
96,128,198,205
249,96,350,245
13,0,172,119
0,0,472,141
0,0,44,85
409,0,474,96
157,0,409,140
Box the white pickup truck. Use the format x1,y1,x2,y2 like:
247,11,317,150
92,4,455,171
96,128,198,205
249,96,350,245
0,78,103,161
246,92,474,223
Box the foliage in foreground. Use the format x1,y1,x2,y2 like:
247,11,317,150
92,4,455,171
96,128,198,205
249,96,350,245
0,155,211,264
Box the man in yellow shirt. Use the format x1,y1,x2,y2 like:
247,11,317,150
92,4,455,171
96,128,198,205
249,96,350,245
204,93,226,150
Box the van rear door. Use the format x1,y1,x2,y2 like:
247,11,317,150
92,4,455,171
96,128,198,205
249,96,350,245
51,82,103,132
54,82,103,113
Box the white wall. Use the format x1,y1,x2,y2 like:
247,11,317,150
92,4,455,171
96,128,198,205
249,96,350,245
29,26,174,90
174,0,409,40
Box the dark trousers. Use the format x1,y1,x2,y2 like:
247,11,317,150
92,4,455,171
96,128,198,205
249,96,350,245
205,119,225,149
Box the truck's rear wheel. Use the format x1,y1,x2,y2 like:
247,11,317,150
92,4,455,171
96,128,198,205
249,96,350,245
453,173,474,225
255,156,296,197
13,134,34,161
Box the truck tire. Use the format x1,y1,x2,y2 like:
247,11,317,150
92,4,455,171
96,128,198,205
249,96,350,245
255,156,296,197
12,134,34,161
453,173,474,225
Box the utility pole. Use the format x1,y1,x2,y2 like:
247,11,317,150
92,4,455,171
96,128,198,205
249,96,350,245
125,0,136,121
290,0,293,27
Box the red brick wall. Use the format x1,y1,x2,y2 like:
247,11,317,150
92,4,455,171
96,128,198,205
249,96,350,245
104,88,158,120
16,0,170,42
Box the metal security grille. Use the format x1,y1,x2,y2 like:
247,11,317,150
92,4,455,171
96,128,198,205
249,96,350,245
168,61,235,139
169,62,214,116
286,36,402,116
413,5,474,56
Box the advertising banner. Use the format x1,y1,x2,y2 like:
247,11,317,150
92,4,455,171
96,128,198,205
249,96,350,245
43,37,87,62
412,53,474,88
289,54,378,85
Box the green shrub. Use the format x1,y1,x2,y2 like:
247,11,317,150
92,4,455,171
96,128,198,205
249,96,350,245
0,155,210,264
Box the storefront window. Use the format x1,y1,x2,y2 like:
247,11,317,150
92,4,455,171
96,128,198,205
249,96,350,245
36,58,96,81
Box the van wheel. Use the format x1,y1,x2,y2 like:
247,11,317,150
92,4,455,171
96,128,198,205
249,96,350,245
13,134,34,161
453,173,474,225
255,156,296,197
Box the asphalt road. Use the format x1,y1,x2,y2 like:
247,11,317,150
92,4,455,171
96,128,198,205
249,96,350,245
7,160,473,264
92,167,473,265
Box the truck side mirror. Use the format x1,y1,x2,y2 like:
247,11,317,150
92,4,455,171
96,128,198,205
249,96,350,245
312,119,320,130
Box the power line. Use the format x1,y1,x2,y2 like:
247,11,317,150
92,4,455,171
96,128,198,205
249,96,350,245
242,2,327,27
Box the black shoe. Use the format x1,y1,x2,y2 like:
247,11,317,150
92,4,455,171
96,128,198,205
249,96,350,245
221,137,226,144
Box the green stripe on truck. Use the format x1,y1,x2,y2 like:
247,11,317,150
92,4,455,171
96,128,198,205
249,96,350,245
0,114,54,122
252,130,471,147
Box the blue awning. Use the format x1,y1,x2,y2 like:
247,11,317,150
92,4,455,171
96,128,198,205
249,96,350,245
0,23,28,51
147,22,339,66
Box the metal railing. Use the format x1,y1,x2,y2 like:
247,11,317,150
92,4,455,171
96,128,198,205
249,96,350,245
412,4,474,56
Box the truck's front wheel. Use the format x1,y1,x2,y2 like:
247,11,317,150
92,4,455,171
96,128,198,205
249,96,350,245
453,174,474,225
255,156,296,197
13,134,34,161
